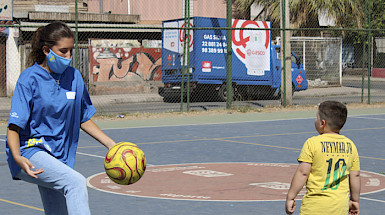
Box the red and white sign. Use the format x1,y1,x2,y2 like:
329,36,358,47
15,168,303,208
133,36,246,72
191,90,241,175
232,20,270,76
232,20,270,61
202,61,211,72
296,74,303,84
167,54,172,62
179,22,194,49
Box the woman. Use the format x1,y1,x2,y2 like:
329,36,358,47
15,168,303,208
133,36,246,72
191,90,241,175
6,21,116,215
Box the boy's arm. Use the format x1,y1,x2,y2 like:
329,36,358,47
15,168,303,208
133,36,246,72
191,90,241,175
349,170,360,214
285,162,311,214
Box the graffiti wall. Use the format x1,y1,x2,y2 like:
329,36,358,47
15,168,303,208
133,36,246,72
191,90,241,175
90,39,162,94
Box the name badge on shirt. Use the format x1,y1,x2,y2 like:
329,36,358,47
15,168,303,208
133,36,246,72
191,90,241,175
66,92,76,99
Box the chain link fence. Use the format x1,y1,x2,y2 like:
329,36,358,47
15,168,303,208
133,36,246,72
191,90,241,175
288,37,342,86
0,0,384,117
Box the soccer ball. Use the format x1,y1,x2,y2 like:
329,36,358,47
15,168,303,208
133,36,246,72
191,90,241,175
104,142,146,185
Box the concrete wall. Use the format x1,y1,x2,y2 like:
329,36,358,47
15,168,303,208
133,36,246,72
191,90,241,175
88,0,227,23
88,0,129,15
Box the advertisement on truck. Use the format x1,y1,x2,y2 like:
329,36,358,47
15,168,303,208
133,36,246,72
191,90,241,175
160,17,307,102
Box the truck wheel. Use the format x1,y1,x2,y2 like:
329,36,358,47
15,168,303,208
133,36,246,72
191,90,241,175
218,84,240,102
276,84,295,98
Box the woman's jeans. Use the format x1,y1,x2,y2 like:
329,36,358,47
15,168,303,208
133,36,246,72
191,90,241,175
16,151,91,215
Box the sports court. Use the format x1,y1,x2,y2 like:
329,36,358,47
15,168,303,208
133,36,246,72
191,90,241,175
1,107,385,215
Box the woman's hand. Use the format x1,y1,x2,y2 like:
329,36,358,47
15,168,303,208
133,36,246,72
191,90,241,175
14,155,44,179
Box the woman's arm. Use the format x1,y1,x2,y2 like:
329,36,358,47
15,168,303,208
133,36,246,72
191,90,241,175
7,124,44,178
80,119,116,149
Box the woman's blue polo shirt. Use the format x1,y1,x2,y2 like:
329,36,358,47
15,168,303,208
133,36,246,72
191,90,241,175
6,63,96,179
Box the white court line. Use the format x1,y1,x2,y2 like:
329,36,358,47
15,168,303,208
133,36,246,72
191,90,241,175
76,151,153,166
76,152,105,159
361,197,385,203
97,113,385,131
1,114,385,132
351,116,385,121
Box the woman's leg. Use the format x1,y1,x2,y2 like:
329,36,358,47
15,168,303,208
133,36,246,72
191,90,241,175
38,185,68,215
16,151,91,215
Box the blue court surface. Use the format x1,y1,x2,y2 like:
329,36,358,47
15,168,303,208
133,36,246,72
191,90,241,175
1,108,385,215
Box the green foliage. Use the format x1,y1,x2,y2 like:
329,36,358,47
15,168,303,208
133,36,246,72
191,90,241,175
234,0,368,38
234,0,385,48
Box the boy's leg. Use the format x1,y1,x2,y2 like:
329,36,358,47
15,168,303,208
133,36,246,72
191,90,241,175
16,151,91,215
38,185,68,215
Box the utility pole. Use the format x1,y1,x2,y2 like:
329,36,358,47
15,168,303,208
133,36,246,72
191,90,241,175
280,0,292,106
226,0,233,109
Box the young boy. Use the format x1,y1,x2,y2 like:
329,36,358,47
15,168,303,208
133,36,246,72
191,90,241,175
285,101,361,215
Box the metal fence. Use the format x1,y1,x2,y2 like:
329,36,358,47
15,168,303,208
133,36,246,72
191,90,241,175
1,0,384,117
289,37,342,86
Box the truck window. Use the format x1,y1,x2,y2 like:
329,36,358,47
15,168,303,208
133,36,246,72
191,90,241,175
276,47,301,65
291,55,298,64
275,48,281,60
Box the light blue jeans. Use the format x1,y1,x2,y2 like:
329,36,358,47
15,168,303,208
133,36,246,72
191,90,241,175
16,151,91,215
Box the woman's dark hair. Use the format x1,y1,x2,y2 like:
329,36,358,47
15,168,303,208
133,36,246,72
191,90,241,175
27,21,74,66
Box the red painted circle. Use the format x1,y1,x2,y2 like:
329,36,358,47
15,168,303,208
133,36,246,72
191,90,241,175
87,163,385,201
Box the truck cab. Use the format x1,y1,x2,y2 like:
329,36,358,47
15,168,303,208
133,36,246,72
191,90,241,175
271,45,308,95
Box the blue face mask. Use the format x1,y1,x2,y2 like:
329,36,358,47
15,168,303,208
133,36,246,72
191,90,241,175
46,49,72,74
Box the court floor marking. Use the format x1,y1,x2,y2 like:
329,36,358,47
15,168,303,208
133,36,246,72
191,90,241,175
351,116,385,121
72,126,385,161
1,113,385,143
0,198,44,212
214,138,299,150
360,156,385,161
76,142,385,163
0,112,384,135
361,197,385,203
2,126,385,160
76,149,385,162
1,114,384,213
87,162,385,204
79,126,385,147
94,113,385,131
76,152,105,159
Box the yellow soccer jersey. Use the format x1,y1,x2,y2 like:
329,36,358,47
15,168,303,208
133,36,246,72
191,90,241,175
298,134,360,215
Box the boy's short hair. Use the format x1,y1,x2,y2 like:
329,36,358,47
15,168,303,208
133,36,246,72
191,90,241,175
318,101,347,131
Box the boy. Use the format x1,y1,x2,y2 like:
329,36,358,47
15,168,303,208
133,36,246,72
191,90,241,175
285,101,361,215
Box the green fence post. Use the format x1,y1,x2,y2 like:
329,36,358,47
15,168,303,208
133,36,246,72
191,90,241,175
186,0,191,111
75,0,79,69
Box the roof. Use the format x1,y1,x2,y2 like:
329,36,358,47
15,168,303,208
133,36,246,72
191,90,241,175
19,21,162,33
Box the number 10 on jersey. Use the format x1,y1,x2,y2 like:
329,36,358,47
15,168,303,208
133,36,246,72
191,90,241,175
322,158,347,190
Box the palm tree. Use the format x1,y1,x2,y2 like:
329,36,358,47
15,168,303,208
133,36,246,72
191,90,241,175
234,0,365,36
